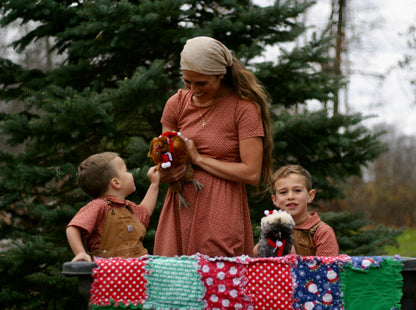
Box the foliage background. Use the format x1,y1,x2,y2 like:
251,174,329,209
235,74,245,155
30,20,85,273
0,0,404,308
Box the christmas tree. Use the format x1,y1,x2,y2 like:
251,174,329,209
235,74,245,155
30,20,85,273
0,1,401,308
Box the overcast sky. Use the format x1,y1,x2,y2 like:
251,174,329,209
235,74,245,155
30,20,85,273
256,0,416,136
339,0,416,136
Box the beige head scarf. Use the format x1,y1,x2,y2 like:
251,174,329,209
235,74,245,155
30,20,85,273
180,36,233,75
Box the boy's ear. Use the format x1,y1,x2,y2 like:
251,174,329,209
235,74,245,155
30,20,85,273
110,177,121,190
307,189,316,204
271,195,279,207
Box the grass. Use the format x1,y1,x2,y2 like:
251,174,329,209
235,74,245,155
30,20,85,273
385,227,416,257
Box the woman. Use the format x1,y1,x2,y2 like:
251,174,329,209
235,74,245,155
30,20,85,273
154,36,273,257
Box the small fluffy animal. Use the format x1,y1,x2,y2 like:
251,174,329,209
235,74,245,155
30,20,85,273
148,131,203,208
257,209,295,257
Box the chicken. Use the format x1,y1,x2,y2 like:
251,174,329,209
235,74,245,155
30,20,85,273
148,131,203,208
257,210,295,257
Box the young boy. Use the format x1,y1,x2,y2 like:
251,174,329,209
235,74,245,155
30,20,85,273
254,164,339,257
66,152,160,262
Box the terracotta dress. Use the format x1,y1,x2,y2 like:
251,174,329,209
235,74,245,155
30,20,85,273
154,89,264,257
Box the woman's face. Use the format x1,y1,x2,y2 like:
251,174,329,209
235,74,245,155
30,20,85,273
182,70,223,105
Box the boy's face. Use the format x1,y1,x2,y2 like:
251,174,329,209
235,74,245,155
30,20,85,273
271,173,316,221
111,156,136,197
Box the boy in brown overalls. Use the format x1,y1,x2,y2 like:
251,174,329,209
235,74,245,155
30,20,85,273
66,152,160,262
253,165,339,257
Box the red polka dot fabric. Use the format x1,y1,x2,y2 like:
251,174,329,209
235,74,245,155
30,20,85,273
246,256,297,310
90,257,148,307
198,255,253,309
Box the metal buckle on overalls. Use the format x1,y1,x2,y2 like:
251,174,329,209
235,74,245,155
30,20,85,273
103,198,115,214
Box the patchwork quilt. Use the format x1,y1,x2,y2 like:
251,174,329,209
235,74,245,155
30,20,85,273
90,254,403,310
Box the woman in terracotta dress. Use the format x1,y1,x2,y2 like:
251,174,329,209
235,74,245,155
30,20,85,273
153,36,273,257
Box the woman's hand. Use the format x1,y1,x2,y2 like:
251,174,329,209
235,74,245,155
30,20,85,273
160,127,261,186
184,137,202,166
159,164,187,184
183,136,263,186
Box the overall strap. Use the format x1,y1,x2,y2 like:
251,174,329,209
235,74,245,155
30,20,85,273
309,220,323,235
293,220,323,256
93,199,147,258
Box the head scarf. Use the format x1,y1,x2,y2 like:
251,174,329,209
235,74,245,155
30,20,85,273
180,36,233,75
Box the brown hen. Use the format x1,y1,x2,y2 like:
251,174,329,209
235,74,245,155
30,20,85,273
148,131,203,208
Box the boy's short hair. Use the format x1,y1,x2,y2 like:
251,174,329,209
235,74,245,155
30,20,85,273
272,164,313,194
78,152,119,198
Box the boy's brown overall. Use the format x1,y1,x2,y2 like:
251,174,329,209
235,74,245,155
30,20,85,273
92,199,148,258
293,221,322,256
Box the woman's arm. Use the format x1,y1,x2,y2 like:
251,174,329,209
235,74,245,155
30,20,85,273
162,126,263,186
188,137,263,185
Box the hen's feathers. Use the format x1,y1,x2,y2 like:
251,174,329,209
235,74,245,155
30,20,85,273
148,135,189,167
148,134,203,208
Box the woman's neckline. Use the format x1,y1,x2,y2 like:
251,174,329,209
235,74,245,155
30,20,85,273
192,93,233,108
189,85,233,108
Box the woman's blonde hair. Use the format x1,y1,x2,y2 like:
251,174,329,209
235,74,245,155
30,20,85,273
223,56,273,194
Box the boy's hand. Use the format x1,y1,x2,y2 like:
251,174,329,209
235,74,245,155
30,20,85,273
147,166,161,184
71,252,92,262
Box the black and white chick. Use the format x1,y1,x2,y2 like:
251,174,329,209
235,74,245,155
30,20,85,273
257,209,295,257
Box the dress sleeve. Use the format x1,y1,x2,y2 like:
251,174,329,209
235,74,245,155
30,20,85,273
235,100,264,140
313,223,340,256
161,89,186,131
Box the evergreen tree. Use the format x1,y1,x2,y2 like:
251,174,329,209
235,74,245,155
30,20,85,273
320,211,403,256
0,1,401,308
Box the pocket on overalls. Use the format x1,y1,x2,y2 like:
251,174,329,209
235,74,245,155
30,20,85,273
115,215,137,241
295,230,315,256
